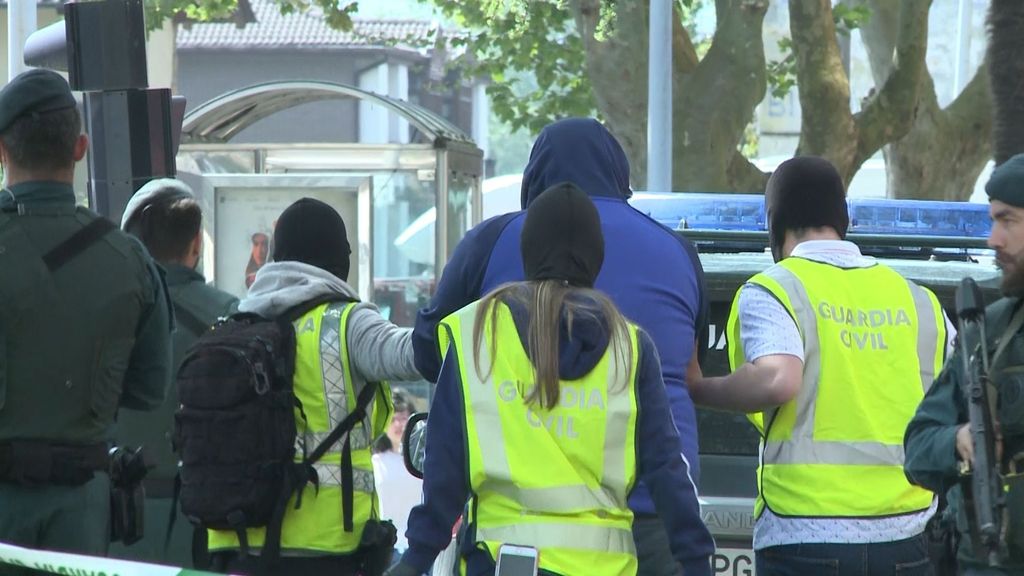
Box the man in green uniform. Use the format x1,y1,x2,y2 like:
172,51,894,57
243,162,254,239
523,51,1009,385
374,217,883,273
905,153,1024,575
113,178,238,565
0,69,172,570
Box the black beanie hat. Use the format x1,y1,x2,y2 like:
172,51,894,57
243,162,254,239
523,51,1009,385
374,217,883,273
766,156,849,255
521,182,604,288
272,198,352,281
986,153,1024,208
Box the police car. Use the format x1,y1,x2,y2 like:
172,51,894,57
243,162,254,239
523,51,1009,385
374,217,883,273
628,192,1002,575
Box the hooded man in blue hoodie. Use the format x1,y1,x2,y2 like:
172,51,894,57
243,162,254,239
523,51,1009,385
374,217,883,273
413,117,707,575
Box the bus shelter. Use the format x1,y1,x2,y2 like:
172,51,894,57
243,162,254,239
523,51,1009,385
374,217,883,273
176,80,484,327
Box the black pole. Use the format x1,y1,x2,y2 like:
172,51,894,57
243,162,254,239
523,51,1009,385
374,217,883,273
24,0,179,223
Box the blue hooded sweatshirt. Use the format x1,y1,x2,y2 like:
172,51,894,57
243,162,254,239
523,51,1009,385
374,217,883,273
402,291,714,576
412,118,707,514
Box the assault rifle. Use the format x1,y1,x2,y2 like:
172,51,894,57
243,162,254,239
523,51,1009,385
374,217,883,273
956,277,1005,566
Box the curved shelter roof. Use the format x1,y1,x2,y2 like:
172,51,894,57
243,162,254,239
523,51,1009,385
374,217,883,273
181,80,475,146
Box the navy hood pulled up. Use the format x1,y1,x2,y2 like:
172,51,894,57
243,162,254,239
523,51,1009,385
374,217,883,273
520,117,632,208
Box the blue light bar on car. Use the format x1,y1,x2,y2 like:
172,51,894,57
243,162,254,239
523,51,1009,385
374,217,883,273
629,192,766,231
629,193,992,238
847,199,991,238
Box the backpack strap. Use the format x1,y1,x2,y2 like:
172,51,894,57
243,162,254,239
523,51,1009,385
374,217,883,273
41,216,116,272
263,380,380,564
260,297,372,566
324,381,380,531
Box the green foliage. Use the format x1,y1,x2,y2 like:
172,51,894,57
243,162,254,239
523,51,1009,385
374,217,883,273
739,120,759,157
423,0,708,134
832,2,871,36
143,0,236,31
766,37,796,99
424,0,595,134
489,110,534,176
277,0,359,30
143,0,358,32
766,2,871,99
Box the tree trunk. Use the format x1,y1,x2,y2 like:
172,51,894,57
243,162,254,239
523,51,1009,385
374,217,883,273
884,71,992,200
570,0,770,193
790,0,932,186
987,0,1024,164
857,0,992,200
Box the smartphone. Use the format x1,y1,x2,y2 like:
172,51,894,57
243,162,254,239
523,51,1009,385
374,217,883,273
496,544,539,576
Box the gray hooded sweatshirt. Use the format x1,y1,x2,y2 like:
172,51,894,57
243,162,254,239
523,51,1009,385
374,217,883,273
239,261,420,382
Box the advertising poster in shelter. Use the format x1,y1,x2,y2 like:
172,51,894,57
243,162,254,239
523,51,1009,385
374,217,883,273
214,187,359,298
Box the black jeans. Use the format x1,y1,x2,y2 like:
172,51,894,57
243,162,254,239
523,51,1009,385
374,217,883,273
210,551,361,576
634,515,683,576
755,534,933,576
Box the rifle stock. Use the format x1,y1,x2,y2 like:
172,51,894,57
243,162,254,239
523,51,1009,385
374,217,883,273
956,277,1005,566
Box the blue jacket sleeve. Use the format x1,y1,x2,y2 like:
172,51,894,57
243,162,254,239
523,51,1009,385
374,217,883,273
635,331,714,576
413,216,514,382
401,340,470,573
680,237,710,364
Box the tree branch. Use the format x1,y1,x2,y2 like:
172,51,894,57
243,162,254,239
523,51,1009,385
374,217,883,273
948,61,992,132
854,0,899,85
853,0,932,167
676,0,769,191
728,151,771,193
570,0,652,184
789,0,854,164
570,0,768,191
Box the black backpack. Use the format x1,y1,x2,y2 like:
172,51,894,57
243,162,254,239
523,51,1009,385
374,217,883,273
171,294,378,562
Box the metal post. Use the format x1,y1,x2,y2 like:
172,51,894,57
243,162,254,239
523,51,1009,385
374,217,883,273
953,0,973,97
646,0,672,192
434,151,449,282
8,0,37,80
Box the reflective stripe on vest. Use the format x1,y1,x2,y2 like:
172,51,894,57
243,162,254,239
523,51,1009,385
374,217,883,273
440,300,640,576
726,258,944,518
209,301,391,554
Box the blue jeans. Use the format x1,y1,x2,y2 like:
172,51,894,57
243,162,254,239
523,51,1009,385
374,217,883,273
755,534,932,576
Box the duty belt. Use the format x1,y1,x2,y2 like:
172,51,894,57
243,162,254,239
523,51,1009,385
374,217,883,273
0,440,109,486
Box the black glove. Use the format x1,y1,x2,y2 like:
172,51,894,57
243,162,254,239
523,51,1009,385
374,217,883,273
384,561,422,576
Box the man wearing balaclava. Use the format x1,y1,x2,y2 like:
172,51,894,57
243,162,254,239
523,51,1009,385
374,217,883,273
391,183,713,576
689,156,954,574
413,118,707,575
906,153,1024,575
205,198,421,575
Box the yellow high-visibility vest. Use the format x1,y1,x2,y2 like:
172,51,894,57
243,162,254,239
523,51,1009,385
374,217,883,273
727,257,944,518
438,299,641,576
209,301,393,554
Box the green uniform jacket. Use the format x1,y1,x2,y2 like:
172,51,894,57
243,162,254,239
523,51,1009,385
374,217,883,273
905,296,1024,572
0,181,172,443
116,263,238,485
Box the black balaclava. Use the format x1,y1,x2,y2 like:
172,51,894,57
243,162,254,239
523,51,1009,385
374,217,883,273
521,182,604,288
272,198,352,281
766,156,849,262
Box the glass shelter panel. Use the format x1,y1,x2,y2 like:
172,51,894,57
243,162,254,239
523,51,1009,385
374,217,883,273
371,170,438,328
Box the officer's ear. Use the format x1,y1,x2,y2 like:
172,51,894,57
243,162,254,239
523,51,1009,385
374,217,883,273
72,134,88,162
191,231,202,258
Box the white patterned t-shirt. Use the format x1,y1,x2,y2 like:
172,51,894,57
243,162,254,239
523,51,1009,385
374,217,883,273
737,240,952,549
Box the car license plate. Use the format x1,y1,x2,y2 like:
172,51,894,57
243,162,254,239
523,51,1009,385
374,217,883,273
712,547,755,576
